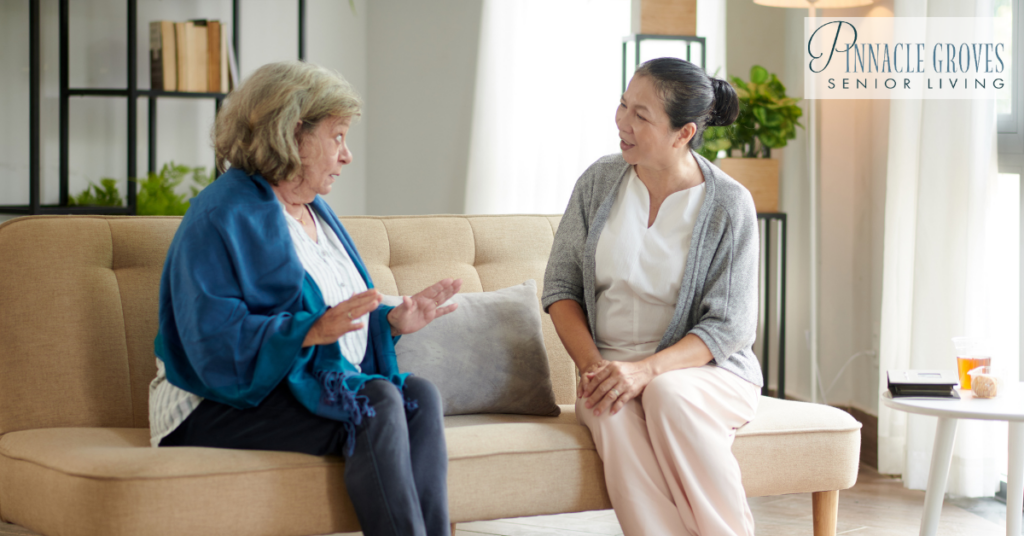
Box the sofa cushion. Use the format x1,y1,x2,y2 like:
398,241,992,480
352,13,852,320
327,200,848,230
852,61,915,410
0,405,608,536
340,215,577,406
387,280,560,417
0,398,860,536
733,396,862,497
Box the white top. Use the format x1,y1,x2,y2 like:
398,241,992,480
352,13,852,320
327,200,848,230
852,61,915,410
282,205,370,369
149,204,370,447
593,166,706,362
882,383,1024,422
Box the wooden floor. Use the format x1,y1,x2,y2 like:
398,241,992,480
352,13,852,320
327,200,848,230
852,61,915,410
0,464,1016,535
449,464,1014,535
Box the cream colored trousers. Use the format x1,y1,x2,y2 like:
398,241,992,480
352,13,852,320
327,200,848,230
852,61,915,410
576,364,760,536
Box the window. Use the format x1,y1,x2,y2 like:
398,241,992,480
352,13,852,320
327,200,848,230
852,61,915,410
998,0,1023,152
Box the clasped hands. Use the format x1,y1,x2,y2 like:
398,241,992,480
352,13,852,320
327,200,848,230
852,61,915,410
303,278,462,347
579,359,655,417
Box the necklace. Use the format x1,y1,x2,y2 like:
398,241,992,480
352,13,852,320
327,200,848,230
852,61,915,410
291,205,307,225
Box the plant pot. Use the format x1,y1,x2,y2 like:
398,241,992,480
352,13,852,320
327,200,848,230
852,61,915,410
715,157,779,213
634,0,696,35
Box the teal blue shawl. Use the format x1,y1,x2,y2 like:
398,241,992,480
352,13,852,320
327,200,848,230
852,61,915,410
155,168,411,454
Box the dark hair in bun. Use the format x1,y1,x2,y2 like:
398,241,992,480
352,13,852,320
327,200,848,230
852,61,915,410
633,58,739,149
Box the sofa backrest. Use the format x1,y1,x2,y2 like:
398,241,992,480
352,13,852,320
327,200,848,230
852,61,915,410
0,214,572,435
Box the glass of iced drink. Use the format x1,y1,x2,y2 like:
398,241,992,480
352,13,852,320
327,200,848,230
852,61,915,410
951,337,992,390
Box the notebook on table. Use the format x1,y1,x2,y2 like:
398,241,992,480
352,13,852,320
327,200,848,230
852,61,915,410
887,370,961,399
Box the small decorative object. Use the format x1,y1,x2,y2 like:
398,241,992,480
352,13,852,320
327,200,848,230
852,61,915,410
698,65,803,213
968,366,1001,398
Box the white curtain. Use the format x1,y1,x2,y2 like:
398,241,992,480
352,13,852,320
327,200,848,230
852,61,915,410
464,0,726,215
696,0,727,81
464,0,630,215
878,0,1018,498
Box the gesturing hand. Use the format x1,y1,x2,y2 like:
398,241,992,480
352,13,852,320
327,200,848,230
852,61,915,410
386,278,463,336
581,360,655,417
303,289,381,347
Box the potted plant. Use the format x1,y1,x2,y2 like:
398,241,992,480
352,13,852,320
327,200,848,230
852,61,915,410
68,162,214,215
698,65,803,213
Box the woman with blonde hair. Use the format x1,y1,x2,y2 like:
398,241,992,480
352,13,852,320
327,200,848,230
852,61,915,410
544,57,761,535
150,61,459,536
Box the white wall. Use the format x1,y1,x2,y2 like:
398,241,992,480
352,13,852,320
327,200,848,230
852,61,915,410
364,0,483,216
304,0,368,216
727,1,813,403
727,2,890,414
815,3,892,415
0,0,367,216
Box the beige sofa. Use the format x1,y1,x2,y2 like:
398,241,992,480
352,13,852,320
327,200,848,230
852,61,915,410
0,215,861,536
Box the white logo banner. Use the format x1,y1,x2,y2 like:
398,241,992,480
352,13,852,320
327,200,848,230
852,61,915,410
804,17,1011,99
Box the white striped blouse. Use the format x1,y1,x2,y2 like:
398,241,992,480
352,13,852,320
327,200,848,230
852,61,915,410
149,203,371,447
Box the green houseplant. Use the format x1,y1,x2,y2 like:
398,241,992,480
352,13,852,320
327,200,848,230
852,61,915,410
69,178,124,207
68,162,214,215
698,65,803,161
697,65,802,213
135,163,215,216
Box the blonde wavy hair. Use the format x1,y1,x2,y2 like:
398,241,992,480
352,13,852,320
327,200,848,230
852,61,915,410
213,61,362,185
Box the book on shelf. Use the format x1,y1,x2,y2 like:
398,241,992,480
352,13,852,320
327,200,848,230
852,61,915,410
220,24,230,93
159,19,234,94
189,20,209,92
149,20,176,91
174,20,207,92
226,25,238,92
174,21,191,91
206,20,221,93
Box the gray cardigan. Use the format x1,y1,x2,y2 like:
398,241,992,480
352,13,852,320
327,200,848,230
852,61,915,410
542,152,763,387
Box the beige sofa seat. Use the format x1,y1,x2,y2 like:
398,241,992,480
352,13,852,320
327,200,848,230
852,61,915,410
0,215,860,536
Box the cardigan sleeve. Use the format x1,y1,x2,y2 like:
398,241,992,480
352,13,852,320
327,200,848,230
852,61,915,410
686,199,760,364
542,169,593,313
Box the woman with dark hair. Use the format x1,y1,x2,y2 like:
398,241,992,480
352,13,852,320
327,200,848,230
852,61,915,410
543,57,762,535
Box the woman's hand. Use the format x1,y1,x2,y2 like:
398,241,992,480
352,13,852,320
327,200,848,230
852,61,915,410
577,360,608,399
581,360,655,417
303,289,382,347
386,278,462,336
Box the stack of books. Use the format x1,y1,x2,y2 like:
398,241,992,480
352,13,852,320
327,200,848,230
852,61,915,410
149,20,238,93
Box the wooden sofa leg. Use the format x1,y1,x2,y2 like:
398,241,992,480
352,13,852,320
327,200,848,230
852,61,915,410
451,522,457,534
812,490,839,536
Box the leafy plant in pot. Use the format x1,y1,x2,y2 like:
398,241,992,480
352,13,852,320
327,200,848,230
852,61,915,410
68,162,215,215
697,65,803,213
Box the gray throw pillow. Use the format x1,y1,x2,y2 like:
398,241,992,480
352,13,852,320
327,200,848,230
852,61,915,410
381,280,560,417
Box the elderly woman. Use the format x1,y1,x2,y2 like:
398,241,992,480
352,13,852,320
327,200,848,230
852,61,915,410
149,61,459,536
543,57,762,536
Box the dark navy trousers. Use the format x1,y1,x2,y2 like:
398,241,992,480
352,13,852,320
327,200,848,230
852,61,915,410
161,376,450,536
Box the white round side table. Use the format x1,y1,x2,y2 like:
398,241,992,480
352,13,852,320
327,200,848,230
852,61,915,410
881,384,1024,536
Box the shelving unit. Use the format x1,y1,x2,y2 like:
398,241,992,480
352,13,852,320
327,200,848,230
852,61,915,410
756,212,787,399
3,0,308,215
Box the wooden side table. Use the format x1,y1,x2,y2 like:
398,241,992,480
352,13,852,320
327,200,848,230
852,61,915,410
881,385,1024,536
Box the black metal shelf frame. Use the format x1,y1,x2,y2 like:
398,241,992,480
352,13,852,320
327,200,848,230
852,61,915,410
756,212,787,399
7,0,308,215
622,34,707,92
